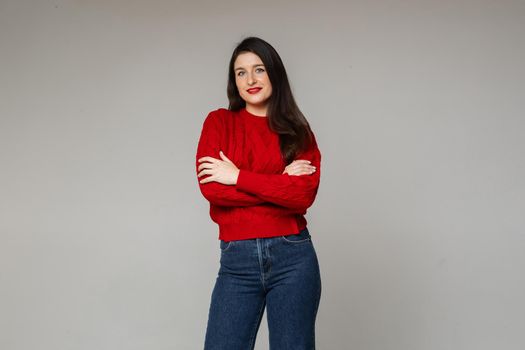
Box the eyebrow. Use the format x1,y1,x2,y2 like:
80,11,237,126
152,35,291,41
234,64,265,71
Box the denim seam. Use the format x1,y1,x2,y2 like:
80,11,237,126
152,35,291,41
265,240,272,282
281,236,311,244
256,239,267,292
220,240,233,252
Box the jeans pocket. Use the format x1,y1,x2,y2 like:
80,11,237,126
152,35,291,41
220,240,233,252
281,227,312,244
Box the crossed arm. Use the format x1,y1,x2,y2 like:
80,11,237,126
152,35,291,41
195,112,321,211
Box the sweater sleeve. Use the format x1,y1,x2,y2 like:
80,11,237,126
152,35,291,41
196,110,265,207
236,134,321,211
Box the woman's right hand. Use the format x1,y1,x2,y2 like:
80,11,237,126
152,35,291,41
282,159,316,176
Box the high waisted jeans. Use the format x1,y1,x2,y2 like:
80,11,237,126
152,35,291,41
204,227,322,350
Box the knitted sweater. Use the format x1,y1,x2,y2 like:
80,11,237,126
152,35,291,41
195,107,321,241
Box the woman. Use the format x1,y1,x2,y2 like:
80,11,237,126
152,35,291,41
196,37,322,350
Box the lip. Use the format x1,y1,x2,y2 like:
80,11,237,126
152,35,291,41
247,87,262,94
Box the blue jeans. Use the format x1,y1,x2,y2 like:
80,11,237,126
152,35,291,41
204,227,322,350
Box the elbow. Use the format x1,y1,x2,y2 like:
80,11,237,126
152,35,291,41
301,196,317,211
288,189,318,212
199,183,218,204
290,179,320,211
305,195,316,210
197,172,219,202
301,182,319,208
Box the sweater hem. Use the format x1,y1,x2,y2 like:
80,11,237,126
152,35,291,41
218,219,306,241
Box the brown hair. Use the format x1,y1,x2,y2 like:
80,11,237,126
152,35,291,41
227,37,314,164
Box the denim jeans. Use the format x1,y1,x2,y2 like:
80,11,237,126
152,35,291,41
204,227,322,350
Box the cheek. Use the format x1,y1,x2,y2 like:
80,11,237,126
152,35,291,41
264,77,272,92
265,84,273,97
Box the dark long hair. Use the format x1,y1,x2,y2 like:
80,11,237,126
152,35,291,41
227,37,313,164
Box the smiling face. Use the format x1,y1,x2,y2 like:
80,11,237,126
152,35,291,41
233,52,273,116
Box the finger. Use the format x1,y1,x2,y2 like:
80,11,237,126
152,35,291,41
295,163,316,170
290,170,314,176
290,164,314,172
288,167,302,174
197,169,213,177
307,166,317,173
197,162,217,171
285,167,304,176
289,161,312,169
291,166,316,175
198,156,219,163
296,170,315,176
199,175,215,184
283,161,312,174
219,150,231,163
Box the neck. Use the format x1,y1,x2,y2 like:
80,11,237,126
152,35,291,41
246,104,268,117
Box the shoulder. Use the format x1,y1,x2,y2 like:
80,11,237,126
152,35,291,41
207,107,233,118
203,108,234,124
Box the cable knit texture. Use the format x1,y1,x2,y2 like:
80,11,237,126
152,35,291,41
196,107,321,241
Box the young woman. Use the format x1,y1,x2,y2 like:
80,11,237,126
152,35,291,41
196,37,322,350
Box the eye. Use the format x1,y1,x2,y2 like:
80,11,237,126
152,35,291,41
236,71,245,77
256,67,265,73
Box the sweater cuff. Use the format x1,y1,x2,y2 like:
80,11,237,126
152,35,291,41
236,169,265,195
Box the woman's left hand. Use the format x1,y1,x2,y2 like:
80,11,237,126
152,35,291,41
197,151,240,185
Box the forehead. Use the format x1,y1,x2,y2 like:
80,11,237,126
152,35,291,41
234,52,264,69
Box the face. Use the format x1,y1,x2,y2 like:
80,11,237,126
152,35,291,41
233,52,273,115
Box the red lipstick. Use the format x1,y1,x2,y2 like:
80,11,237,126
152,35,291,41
247,88,262,94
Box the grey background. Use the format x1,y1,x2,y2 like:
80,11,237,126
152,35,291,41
1,0,524,349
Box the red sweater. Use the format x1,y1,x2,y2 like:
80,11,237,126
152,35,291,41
195,107,321,241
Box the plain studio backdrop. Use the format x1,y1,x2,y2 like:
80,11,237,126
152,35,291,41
1,0,524,349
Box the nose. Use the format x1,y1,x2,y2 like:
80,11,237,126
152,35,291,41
247,73,257,85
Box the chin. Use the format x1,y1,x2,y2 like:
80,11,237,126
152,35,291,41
243,96,269,105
